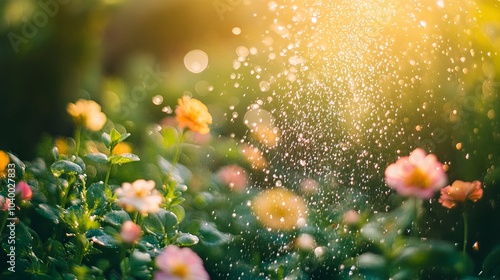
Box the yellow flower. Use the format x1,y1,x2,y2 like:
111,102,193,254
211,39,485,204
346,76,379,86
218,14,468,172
0,150,10,178
55,137,70,155
112,142,132,155
252,188,308,230
67,99,107,131
175,96,212,134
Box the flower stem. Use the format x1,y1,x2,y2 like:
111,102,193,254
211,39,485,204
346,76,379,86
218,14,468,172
462,208,468,254
104,163,112,189
411,197,420,236
171,130,186,173
74,126,82,157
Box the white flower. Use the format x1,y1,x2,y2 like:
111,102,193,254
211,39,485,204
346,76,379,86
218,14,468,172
115,179,163,215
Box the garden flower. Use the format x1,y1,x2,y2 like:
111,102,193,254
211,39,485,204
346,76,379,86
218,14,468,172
120,220,142,243
438,180,483,209
175,96,212,134
294,233,316,251
112,142,132,155
251,126,280,148
217,164,249,192
154,245,209,280
115,179,163,215
55,137,70,155
16,181,32,201
252,188,308,230
385,148,447,199
343,210,361,225
0,150,9,178
241,144,268,170
67,99,107,131
300,178,319,195
0,196,10,211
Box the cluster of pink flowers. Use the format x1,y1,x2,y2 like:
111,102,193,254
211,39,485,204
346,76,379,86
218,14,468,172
385,148,483,207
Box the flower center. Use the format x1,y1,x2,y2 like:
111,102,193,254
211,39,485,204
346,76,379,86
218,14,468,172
405,168,431,189
171,263,189,278
133,188,149,198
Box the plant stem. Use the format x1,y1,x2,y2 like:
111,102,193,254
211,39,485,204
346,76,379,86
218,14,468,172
74,126,82,157
104,163,112,189
463,208,468,254
170,130,186,173
411,197,420,237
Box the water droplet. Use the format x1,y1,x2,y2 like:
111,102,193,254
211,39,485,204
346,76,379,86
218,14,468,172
152,95,163,105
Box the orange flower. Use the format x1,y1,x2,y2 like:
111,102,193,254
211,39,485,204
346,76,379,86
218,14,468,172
67,99,107,131
439,180,483,209
252,188,308,230
175,96,212,134
0,150,9,178
112,142,132,155
251,126,280,148
241,144,268,170
55,137,70,155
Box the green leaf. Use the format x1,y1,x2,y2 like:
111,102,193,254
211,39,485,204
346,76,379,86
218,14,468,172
36,203,62,224
173,233,199,246
357,253,388,278
118,133,131,143
162,127,178,148
87,229,119,249
392,239,473,277
170,196,186,206
482,245,500,277
143,209,178,237
199,222,231,246
137,235,161,256
87,182,107,214
102,132,111,148
46,239,68,270
108,153,140,165
110,128,122,144
170,204,185,223
120,251,152,279
51,160,84,177
85,153,109,164
103,210,131,227
360,199,416,248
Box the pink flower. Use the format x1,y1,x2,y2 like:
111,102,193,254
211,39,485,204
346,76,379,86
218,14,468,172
16,181,33,201
300,178,319,195
0,196,10,211
385,148,447,199
217,165,249,192
439,180,483,209
120,221,142,243
155,245,209,280
343,210,361,225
